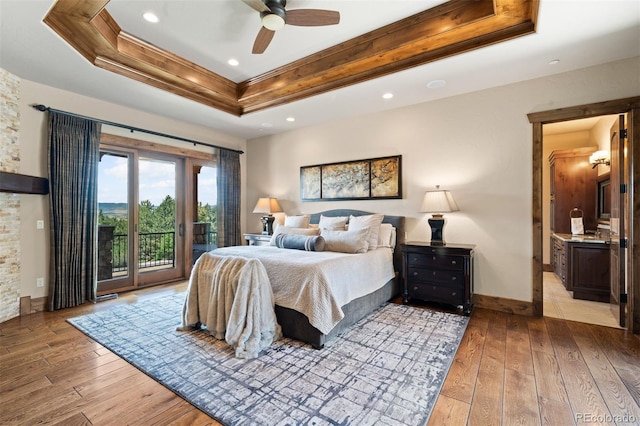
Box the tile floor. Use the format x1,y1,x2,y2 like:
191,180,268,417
543,271,621,328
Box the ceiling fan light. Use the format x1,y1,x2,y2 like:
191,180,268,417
262,13,285,31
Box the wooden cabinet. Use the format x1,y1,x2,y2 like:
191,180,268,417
551,234,610,301
401,242,474,315
243,233,271,246
549,148,598,234
569,243,610,302
551,235,568,288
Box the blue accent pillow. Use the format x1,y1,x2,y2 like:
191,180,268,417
274,233,325,252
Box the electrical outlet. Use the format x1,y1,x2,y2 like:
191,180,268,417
36,220,44,229
36,277,44,287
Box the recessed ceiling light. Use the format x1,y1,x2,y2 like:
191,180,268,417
427,79,446,89
382,93,394,99
143,12,158,23
261,122,273,128
227,58,239,67
286,117,295,122
548,59,560,65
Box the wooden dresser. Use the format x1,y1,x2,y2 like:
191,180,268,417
401,242,474,315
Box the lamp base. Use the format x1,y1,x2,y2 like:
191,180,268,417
260,215,276,235
428,215,446,245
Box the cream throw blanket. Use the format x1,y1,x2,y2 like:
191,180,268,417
180,253,281,359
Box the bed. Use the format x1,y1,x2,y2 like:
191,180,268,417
194,209,405,349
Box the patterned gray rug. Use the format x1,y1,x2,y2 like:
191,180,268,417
68,293,469,426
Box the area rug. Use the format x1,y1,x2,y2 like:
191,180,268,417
68,293,469,426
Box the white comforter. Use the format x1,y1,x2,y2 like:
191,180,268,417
210,246,395,334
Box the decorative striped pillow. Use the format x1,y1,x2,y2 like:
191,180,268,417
274,233,325,252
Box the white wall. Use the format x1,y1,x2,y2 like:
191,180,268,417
245,57,640,303
16,79,247,301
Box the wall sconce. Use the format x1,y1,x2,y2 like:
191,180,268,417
589,150,610,168
253,197,282,235
420,186,459,246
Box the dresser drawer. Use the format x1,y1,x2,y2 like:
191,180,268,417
408,267,464,287
406,253,464,271
408,283,465,306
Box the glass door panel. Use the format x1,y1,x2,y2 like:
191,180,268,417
98,150,134,291
138,157,176,273
193,164,217,263
137,155,184,285
98,148,185,294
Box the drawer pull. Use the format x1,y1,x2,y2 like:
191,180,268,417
432,256,436,260
451,276,457,281
432,271,436,276
413,286,418,291
452,292,457,296
451,260,457,265
413,272,418,276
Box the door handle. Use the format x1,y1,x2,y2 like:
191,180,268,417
179,223,184,237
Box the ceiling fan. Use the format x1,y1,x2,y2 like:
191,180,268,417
241,0,340,54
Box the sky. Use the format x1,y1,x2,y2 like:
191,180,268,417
98,154,216,206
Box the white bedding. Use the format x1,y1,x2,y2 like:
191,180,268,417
209,245,395,334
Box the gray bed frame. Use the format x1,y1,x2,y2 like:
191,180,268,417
273,209,406,349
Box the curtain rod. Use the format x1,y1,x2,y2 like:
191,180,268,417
31,104,244,155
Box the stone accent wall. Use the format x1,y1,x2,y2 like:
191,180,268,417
0,68,21,323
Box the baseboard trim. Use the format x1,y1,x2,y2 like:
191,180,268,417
474,294,535,316
19,296,47,316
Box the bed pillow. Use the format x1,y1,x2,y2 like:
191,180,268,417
318,215,348,230
284,214,310,228
270,225,319,245
320,227,370,253
274,233,325,251
349,214,384,250
377,223,395,248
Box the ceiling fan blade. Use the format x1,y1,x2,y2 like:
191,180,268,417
241,0,271,13
286,9,340,26
252,26,276,54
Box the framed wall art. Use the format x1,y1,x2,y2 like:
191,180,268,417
300,155,402,201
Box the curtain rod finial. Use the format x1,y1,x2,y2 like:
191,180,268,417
31,104,48,112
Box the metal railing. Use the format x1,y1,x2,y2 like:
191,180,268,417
111,230,217,272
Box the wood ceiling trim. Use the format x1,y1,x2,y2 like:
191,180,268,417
43,0,538,117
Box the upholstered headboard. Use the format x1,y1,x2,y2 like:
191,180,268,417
308,209,406,275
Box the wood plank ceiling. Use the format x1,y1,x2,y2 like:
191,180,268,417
43,0,539,117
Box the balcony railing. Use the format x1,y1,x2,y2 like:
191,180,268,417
99,229,217,275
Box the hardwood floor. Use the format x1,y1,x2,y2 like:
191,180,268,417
1,283,639,425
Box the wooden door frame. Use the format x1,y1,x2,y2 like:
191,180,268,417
528,96,640,333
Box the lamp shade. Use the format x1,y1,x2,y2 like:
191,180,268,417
252,197,282,215
419,189,459,214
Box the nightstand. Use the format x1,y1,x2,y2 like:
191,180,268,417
401,242,475,315
244,233,272,246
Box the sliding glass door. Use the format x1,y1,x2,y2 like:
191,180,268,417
98,148,184,294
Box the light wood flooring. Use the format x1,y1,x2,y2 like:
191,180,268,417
543,271,621,328
1,282,639,425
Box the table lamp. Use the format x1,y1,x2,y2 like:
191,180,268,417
419,186,459,245
253,197,282,235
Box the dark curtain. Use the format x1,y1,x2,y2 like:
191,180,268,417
217,148,241,247
47,111,101,310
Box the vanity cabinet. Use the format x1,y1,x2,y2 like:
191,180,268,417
549,148,598,234
551,234,610,302
569,243,610,302
550,235,568,288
